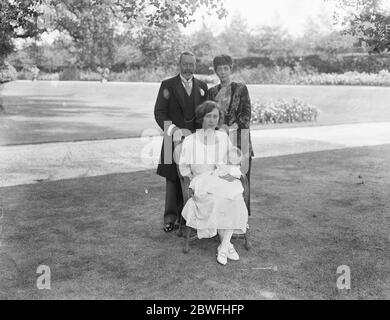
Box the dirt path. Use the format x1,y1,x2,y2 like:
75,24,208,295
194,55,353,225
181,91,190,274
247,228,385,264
1,121,390,187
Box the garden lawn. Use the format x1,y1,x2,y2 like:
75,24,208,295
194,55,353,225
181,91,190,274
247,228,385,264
0,144,389,299
1,81,390,145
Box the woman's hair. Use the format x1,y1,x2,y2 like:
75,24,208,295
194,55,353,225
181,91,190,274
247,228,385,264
195,100,224,127
213,54,233,71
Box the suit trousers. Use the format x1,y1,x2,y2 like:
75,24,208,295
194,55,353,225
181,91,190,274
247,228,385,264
164,177,184,225
246,156,252,216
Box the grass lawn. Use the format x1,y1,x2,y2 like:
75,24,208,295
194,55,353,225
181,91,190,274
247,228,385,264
1,144,389,299
1,81,390,145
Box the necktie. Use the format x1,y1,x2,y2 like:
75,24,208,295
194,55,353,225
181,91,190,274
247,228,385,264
184,81,192,96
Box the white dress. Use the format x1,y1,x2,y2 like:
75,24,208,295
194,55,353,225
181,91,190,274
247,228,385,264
178,129,248,239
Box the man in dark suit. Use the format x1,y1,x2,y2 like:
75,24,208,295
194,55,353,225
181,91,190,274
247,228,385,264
154,51,208,232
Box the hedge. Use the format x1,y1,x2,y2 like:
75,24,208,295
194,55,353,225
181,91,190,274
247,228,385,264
233,54,390,74
251,99,320,125
0,62,17,84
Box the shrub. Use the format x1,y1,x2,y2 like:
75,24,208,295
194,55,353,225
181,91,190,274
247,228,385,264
231,65,390,86
195,73,218,84
80,71,102,81
251,99,320,125
234,54,390,74
13,65,390,86
233,66,296,84
110,66,178,82
234,56,276,69
15,65,40,80
0,62,17,83
37,72,60,81
16,69,32,80
59,67,81,81
297,70,390,86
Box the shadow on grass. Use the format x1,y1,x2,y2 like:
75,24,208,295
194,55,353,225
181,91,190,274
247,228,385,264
0,96,151,145
0,144,390,299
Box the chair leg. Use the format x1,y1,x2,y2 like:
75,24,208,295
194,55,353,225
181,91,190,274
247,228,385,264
244,228,251,251
183,227,191,254
177,215,184,238
244,235,251,250
177,227,183,237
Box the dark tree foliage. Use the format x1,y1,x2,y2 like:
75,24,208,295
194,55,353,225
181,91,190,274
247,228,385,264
329,0,390,53
0,0,45,62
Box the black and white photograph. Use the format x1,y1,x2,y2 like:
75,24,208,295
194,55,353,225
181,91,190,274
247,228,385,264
0,0,389,303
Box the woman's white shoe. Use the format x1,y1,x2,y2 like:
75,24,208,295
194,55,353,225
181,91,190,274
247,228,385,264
216,246,228,265
227,243,239,261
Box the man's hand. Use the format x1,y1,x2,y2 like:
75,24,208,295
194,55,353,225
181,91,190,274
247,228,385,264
230,123,239,130
172,127,183,146
173,126,192,147
219,174,237,182
183,175,191,185
220,124,230,134
220,123,239,133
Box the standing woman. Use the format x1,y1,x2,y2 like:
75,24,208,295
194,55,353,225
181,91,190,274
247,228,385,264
208,54,254,215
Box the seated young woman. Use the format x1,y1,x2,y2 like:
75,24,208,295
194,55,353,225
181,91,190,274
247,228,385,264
177,100,248,265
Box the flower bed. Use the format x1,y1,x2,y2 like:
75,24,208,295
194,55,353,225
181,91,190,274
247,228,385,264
251,99,320,125
296,70,390,86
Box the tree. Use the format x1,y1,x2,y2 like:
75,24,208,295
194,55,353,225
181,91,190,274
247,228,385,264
0,0,46,64
190,18,218,63
132,19,189,67
217,12,251,58
43,1,117,69
8,38,77,73
0,0,47,70
112,34,143,71
40,0,227,69
328,0,390,52
0,0,45,109
113,0,228,27
1,0,227,66
45,0,227,30
249,25,294,58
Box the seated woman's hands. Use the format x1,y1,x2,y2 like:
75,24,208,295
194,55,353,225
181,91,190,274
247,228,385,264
219,173,238,182
220,124,230,134
215,165,240,182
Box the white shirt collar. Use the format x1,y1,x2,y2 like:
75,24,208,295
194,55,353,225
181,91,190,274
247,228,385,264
180,74,193,84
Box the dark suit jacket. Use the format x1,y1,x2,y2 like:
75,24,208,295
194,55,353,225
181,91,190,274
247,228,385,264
154,74,208,181
208,82,254,157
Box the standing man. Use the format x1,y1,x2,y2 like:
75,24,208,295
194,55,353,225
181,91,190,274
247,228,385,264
154,51,208,232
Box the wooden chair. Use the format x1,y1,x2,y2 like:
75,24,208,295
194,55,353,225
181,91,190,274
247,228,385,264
176,159,251,254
